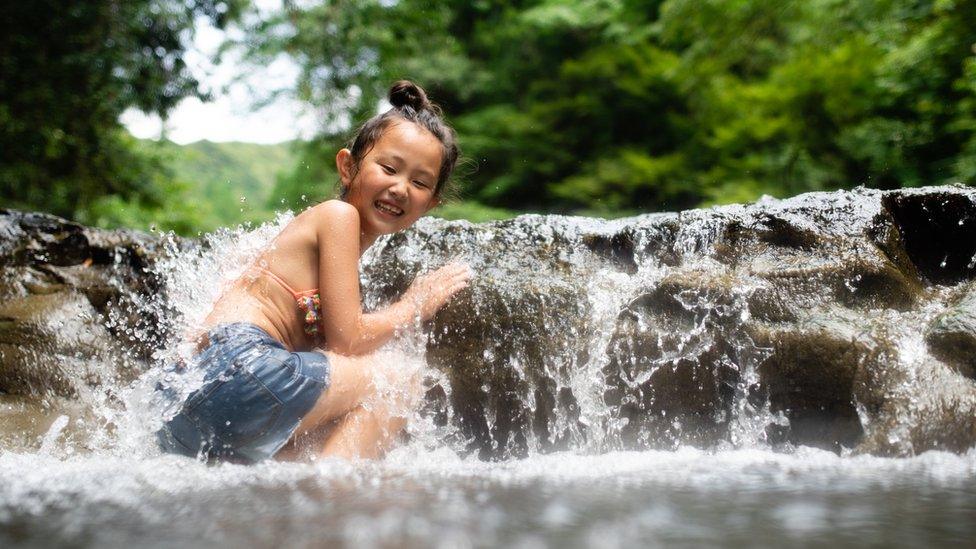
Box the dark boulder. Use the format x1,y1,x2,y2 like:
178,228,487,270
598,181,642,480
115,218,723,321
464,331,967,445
748,310,884,452
0,209,187,398
925,283,976,379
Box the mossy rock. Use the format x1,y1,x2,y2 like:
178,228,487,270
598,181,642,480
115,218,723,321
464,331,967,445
425,276,591,459
749,310,891,451
600,271,743,450
0,291,127,398
925,284,976,379
856,357,976,456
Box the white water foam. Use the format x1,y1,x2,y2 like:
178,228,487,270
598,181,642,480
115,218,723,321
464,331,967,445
5,207,976,546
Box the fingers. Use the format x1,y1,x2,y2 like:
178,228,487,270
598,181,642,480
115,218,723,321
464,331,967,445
425,272,469,307
422,262,472,288
429,262,471,282
435,276,469,303
409,262,473,319
439,261,471,274
440,266,473,289
438,263,473,295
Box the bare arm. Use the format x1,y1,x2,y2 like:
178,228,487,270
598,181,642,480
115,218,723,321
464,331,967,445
316,200,470,355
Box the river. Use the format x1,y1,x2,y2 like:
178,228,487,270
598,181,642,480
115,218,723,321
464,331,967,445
2,190,976,547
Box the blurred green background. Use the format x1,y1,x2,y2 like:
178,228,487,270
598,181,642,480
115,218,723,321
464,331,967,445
2,0,975,235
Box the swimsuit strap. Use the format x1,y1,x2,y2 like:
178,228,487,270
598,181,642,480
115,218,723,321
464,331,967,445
255,267,319,299
254,267,323,339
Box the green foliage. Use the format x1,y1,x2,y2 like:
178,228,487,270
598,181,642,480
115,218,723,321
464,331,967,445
5,0,976,230
156,139,297,227
82,138,296,235
246,0,976,213
267,138,343,213
0,0,248,220
76,136,213,235
430,201,518,223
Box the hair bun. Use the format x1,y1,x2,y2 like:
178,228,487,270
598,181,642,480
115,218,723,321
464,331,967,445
389,80,430,111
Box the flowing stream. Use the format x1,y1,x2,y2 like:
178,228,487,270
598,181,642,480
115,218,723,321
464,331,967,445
2,201,975,548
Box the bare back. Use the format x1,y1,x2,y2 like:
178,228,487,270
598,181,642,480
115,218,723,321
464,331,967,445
203,205,325,351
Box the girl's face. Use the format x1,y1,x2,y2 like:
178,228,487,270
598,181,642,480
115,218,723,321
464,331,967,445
337,121,442,243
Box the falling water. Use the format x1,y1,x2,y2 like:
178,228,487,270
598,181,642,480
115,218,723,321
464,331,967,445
2,190,976,547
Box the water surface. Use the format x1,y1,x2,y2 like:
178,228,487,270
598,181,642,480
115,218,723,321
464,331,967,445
1,447,973,548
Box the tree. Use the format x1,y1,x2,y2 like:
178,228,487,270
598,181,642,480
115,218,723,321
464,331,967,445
250,0,976,214
0,0,248,220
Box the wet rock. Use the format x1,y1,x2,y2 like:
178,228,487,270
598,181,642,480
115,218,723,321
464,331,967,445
749,310,885,451
732,208,921,323
5,186,976,458
0,209,185,398
0,394,95,452
0,291,125,398
581,228,638,273
602,272,741,449
856,356,976,456
925,283,976,379
343,187,976,457
747,249,918,315
363,217,594,459
426,277,591,459
0,394,70,450
881,188,976,284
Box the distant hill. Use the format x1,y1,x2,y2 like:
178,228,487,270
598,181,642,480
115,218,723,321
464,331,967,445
169,140,296,202
140,139,298,226
132,138,517,231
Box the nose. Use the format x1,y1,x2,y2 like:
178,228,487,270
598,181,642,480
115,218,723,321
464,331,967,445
389,179,408,201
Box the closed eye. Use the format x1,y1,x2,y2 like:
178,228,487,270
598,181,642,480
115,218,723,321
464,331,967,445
380,164,396,175
413,180,431,189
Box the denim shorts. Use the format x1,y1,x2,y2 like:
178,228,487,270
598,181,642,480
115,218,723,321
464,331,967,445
155,323,330,463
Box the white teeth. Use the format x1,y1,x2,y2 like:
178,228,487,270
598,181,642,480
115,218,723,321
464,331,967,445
375,201,403,216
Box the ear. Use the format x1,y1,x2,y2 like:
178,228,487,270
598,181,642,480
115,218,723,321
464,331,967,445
336,148,355,189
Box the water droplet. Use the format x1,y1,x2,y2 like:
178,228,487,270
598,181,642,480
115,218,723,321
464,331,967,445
240,196,247,203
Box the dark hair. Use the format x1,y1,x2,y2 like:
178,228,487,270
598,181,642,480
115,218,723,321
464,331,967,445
344,80,460,197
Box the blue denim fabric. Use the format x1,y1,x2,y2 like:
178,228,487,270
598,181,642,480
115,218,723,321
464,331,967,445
156,323,330,463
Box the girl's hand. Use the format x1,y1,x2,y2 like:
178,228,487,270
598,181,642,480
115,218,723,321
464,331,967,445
402,262,473,321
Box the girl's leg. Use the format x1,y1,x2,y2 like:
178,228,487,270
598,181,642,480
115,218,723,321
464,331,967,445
316,403,409,460
275,351,421,460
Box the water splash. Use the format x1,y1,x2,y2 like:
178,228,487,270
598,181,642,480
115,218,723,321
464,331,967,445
38,415,68,455
4,189,976,545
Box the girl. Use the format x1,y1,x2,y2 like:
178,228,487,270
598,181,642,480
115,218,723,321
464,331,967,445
156,81,471,463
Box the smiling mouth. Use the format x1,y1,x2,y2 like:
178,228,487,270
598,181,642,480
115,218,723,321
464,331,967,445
374,200,404,217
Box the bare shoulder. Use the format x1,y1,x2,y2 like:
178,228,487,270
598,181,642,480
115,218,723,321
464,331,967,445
271,200,357,247
303,200,359,230
297,200,361,252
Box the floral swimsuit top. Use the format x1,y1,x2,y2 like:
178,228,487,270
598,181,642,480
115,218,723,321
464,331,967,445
256,268,322,339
